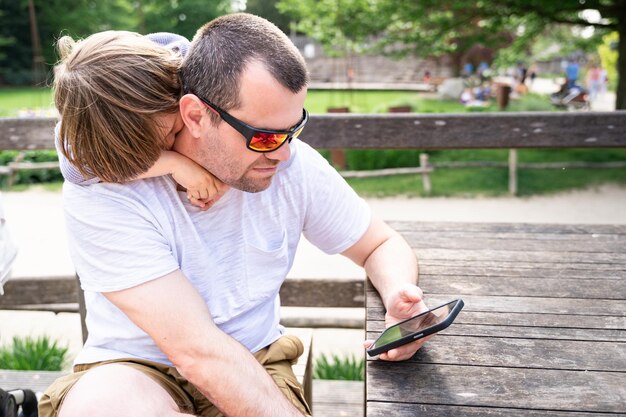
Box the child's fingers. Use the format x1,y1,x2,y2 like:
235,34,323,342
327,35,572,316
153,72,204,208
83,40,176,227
197,188,210,200
188,189,207,200
187,196,208,211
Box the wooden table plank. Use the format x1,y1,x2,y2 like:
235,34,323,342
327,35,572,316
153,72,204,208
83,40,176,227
367,363,625,413
367,323,626,342
367,402,621,417
387,221,626,235
365,222,626,416
365,334,626,371
413,248,626,264
417,275,626,299
402,234,626,254
419,264,625,279
368,310,626,332
367,294,626,316
419,259,626,273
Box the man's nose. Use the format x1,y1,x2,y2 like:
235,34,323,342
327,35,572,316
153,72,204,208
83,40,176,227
264,141,291,162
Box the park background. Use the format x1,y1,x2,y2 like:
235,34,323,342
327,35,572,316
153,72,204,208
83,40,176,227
1,0,626,412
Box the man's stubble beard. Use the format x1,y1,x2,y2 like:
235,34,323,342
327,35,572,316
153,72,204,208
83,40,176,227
230,159,278,193
198,143,276,193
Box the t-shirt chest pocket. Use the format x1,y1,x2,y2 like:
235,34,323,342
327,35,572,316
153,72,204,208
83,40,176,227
244,229,290,303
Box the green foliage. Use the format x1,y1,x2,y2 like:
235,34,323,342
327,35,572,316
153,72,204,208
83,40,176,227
278,0,387,57
138,0,232,40
313,353,364,381
245,0,292,34
279,0,623,105
0,0,233,85
0,150,63,187
0,336,69,371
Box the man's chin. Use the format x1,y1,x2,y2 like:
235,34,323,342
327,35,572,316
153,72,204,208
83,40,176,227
232,177,273,193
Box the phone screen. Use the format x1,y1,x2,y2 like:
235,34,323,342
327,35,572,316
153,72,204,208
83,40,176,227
370,299,461,351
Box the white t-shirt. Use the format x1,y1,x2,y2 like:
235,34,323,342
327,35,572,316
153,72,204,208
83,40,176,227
64,140,371,365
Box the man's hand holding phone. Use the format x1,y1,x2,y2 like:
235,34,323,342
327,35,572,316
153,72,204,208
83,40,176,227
364,284,430,361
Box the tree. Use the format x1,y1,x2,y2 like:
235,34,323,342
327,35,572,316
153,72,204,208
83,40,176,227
245,0,292,34
0,9,16,62
472,1,626,109
137,0,231,40
279,0,626,109
0,0,232,85
278,0,387,58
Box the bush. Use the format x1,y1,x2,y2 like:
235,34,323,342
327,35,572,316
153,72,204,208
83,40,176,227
313,353,364,381
0,150,63,187
0,336,68,371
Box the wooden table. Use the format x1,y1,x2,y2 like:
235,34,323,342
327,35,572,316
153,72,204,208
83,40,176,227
366,221,625,416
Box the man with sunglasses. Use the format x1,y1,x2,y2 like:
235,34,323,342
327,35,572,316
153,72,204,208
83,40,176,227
46,13,429,417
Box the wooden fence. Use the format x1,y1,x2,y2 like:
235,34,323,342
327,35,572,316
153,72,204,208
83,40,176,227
2,112,625,195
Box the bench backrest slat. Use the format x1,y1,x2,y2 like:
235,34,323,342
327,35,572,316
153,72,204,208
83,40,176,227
2,112,626,151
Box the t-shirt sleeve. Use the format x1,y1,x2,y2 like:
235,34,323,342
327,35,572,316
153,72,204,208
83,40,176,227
298,143,371,254
63,182,180,292
55,121,100,185
145,32,190,57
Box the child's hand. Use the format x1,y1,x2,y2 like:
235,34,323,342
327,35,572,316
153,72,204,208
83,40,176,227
188,184,230,211
137,151,226,209
171,159,224,205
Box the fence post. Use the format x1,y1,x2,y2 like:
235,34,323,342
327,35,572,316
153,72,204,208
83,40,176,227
508,149,518,195
420,153,432,194
327,107,350,170
6,152,26,189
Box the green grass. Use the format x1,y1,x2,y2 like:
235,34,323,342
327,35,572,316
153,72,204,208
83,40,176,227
0,86,549,116
0,87,55,117
3,182,64,192
305,90,472,114
305,90,554,114
0,336,69,371
344,148,626,198
313,353,364,381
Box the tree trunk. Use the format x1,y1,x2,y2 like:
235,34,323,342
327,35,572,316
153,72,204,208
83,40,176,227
27,0,45,85
616,5,626,110
450,52,463,77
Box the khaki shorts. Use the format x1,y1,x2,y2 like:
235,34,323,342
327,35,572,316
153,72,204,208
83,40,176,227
39,335,311,417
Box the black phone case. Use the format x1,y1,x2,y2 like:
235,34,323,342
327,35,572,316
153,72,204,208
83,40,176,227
367,299,464,357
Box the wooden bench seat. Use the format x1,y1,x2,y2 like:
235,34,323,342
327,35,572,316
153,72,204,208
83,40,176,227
313,380,363,417
0,369,66,394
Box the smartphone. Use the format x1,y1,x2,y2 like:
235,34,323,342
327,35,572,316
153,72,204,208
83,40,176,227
367,299,464,357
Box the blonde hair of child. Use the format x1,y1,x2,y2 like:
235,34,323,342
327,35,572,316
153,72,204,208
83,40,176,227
53,31,183,183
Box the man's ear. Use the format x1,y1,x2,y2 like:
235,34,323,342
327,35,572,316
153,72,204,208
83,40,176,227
179,94,207,138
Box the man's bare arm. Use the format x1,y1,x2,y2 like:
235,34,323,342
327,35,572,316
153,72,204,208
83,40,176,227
342,217,430,361
341,217,418,297
104,270,304,416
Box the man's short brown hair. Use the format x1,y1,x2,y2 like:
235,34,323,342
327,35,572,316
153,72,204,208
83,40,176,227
181,13,309,120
